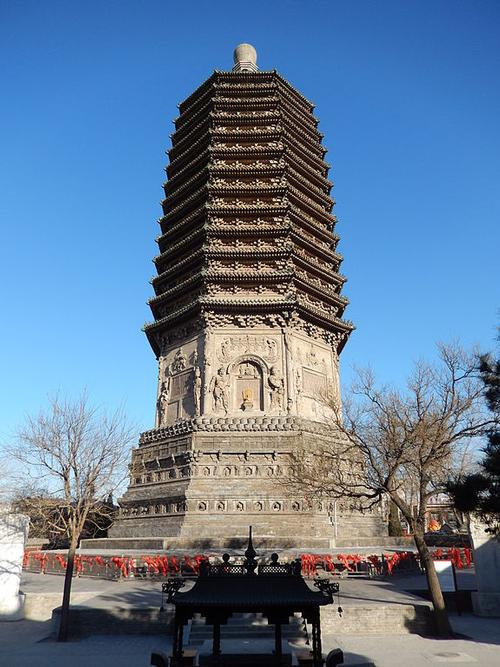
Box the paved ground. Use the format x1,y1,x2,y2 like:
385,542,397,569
324,614,500,666
0,570,497,666
0,614,499,667
18,569,476,610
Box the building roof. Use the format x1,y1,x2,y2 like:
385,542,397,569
174,574,331,608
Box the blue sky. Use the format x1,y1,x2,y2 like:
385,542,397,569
1,0,499,439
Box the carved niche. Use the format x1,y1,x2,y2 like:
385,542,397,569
234,360,264,412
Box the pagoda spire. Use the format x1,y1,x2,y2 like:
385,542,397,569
232,43,258,73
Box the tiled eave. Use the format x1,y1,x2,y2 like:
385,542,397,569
296,301,355,335
286,169,333,208
199,296,294,308
288,209,337,247
153,227,205,268
213,96,280,111
205,222,289,237
210,144,283,159
163,166,209,201
152,249,204,291
294,277,349,311
205,268,292,281
161,186,208,224
170,115,210,151
208,184,287,197
209,163,284,178
210,127,326,161
291,229,342,265
205,203,288,216
168,133,211,171
178,71,315,116
148,272,203,308
205,247,289,259
292,249,343,282
288,185,333,219
157,205,206,243
143,301,200,332
293,253,346,286
166,149,209,185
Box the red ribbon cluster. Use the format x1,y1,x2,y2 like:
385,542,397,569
383,551,411,574
110,556,136,577
141,554,207,576
301,552,400,575
23,547,474,578
31,551,50,573
300,548,473,576
432,547,473,570
23,550,210,578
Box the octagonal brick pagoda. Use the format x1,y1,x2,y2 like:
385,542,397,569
109,45,384,548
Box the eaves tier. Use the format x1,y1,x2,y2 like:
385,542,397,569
145,71,354,356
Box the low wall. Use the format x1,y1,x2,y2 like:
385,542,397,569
47,602,433,638
51,605,175,638
24,592,98,621
321,602,433,635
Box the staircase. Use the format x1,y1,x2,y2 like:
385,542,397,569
187,612,309,646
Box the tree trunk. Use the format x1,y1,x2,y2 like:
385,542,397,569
388,500,403,536
57,536,77,642
413,532,453,636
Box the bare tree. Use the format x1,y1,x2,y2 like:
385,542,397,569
7,393,135,641
286,343,496,636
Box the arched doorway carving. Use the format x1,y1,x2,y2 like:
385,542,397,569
228,356,267,412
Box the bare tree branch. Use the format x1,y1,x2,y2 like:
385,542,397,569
282,342,495,636
5,392,136,641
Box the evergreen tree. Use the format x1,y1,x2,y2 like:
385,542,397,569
447,332,500,532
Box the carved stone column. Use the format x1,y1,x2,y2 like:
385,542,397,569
283,328,294,414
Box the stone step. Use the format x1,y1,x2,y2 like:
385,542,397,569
199,656,293,667
189,626,306,639
189,613,307,641
189,625,305,640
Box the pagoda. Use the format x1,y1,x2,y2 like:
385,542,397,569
109,45,384,548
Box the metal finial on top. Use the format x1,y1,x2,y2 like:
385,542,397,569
233,43,258,73
244,525,258,575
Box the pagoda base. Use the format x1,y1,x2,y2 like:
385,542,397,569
80,535,331,551
108,418,386,549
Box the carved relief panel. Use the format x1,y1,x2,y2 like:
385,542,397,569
156,335,204,426
217,334,279,364
288,332,340,422
205,332,286,416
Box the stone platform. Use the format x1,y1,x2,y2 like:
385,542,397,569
109,422,387,550
81,535,416,551
81,535,332,550
19,570,447,637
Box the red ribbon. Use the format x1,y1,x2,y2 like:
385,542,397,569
55,554,67,569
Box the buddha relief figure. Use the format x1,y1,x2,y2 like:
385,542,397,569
209,367,230,413
238,361,259,378
193,367,202,416
268,366,284,411
171,347,187,373
242,387,253,411
295,369,303,411
156,380,169,426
